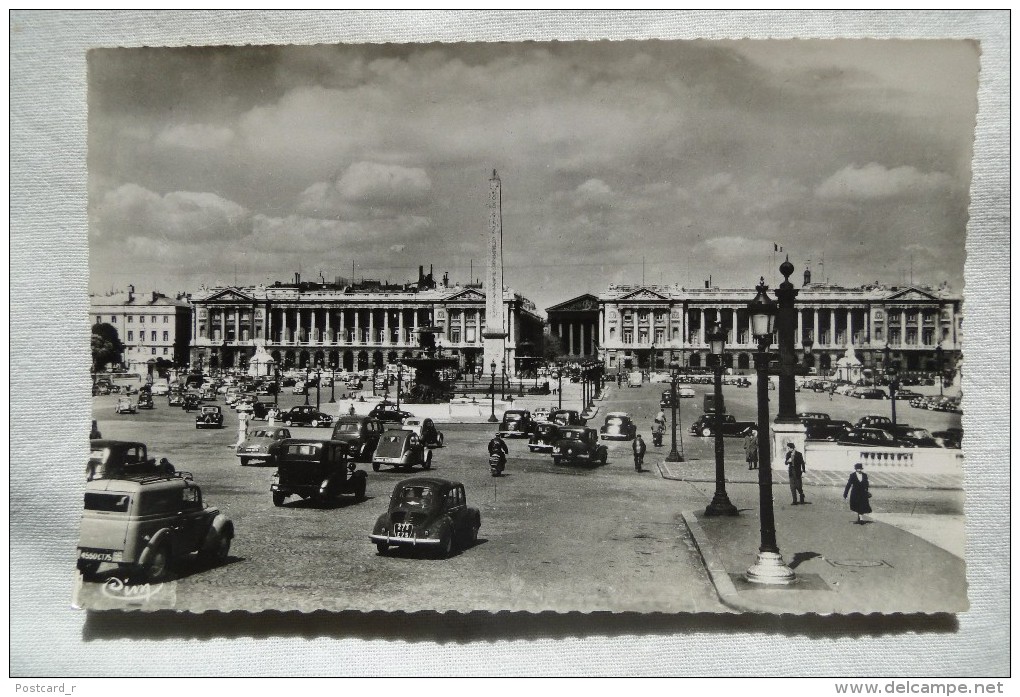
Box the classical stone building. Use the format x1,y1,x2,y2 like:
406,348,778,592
596,276,962,376
90,286,192,371
188,270,544,375
545,294,600,360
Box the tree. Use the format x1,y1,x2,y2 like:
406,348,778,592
542,332,567,362
92,322,125,371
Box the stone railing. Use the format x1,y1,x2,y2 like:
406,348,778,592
804,442,963,476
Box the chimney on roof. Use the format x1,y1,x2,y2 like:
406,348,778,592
704,280,710,289
294,272,301,285
127,284,135,302
419,265,424,282
803,267,812,286
152,291,159,303
443,271,449,288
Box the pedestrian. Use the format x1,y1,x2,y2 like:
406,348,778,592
632,434,646,472
785,441,806,505
267,408,276,427
235,410,249,448
744,428,758,470
349,403,356,415
843,462,872,524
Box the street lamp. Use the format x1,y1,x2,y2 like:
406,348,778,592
884,344,899,425
396,360,403,410
372,366,378,397
705,324,737,516
315,365,321,411
557,362,563,409
273,364,279,407
745,277,796,585
304,366,310,405
935,343,944,397
329,362,336,403
665,357,685,463
488,360,498,423
500,359,506,401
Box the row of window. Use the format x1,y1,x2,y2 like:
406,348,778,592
126,331,170,342
127,347,170,355
95,315,171,324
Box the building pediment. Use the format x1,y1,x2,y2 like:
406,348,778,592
617,287,668,301
546,294,599,313
885,287,940,303
203,288,256,303
444,288,486,303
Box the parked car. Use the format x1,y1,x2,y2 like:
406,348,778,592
372,429,434,472
291,381,307,395
893,389,924,401
281,405,334,428
236,426,292,466
331,415,386,462
932,427,963,449
370,477,480,557
87,440,170,481
689,413,755,438
549,409,586,428
804,420,852,442
498,409,534,438
94,383,112,396
528,421,560,453
271,438,367,507
77,470,233,582
886,425,940,448
114,397,136,414
401,417,445,448
136,392,154,410
551,427,608,465
195,405,224,429
599,412,636,440
838,428,914,448
797,412,831,423
369,402,415,424
855,415,894,431
678,386,696,399
853,388,888,400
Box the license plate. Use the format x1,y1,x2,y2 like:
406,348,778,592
80,550,113,561
394,523,414,539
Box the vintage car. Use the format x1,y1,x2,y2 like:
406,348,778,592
855,415,894,431
804,420,852,442
368,402,415,424
498,409,534,438
281,405,334,428
200,386,218,401
114,397,136,414
370,477,480,558
886,425,940,448
932,427,963,449
291,381,308,395
136,392,154,410
372,429,434,472
528,421,560,453
236,426,293,466
331,415,386,461
551,427,608,465
532,406,553,422
195,405,224,429
627,371,643,387
182,393,202,412
838,428,915,448
401,417,445,448
659,390,677,408
797,412,831,423
853,388,889,400
271,438,367,507
599,412,636,440
87,440,174,481
150,382,170,396
167,389,184,406
549,409,586,428
77,470,233,583
678,386,696,399
689,413,755,438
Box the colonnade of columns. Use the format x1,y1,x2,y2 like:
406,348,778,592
268,306,430,346
552,319,598,356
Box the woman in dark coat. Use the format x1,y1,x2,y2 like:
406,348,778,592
843,462,872,524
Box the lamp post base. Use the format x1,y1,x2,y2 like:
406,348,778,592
665,449,683,463
488,415,498,423
704,493,738,517
745,551,797,585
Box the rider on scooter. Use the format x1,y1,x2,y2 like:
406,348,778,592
488,433,508,470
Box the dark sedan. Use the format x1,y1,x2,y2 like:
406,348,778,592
690,413,755,438
838,428,914,448
281,405,334,428
498,409,534,438
368,403,415,424
370,477,480,558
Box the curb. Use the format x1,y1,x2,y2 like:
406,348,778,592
679,510,755,613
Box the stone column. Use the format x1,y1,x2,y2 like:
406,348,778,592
847,309,854,345
797,309,804,346
413,308,419,338
219,310,226,342
580,322,586,356
901,310,907,345
829,307,836,346
632,309,639,347
460,309,466,346
812,309,819,347
338,308,345,344
353,309,360,345
383,309,390,345
311,308,318,344
699,309,706,346
568,322,575,355
399,308,406,345
368,309,375,345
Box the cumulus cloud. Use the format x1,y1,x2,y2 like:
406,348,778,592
93,183,250,242
815,163,953,201
298,161,431,218
155,123,235,151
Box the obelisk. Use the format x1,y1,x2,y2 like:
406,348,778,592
482,169,507,375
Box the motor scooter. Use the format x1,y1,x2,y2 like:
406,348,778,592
652,430,663,447
488,453,506,477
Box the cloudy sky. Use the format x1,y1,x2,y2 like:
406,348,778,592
88,40,978,311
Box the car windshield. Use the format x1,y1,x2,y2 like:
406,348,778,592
84,492,131,512
334,422,359,433
560,429,584,439
606,417,625,425
395,485,438,508
252,430,271,438
405,420,421,427
283,443,321,457
382,434,403,444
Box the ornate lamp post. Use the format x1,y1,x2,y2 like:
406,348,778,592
935,343,944,397
745,277,796,585
884,344,899,425
500,359,506,401
665,357,685,462
488,360,498,423
396,360,403,410
372,366,378,397
304,366,310,405
802,334,814,374
557,362,563,410
315,365,322,411
273,364,279,408
705,324,737,516
329,362,336,403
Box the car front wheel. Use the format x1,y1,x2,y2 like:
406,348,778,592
144,543,171,584
372,462,381,472
240,457,249,466
437,532,453,559
272,492,286,507
701,427,713,437
311,419,319,427
375,542,388,555
284,419,292,426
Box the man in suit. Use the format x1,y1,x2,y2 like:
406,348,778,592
786,441,806,505
632,434,647,472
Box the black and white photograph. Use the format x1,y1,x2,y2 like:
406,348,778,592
10,11,1009,679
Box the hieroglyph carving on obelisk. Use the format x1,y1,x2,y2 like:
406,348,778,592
482,169,507,374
